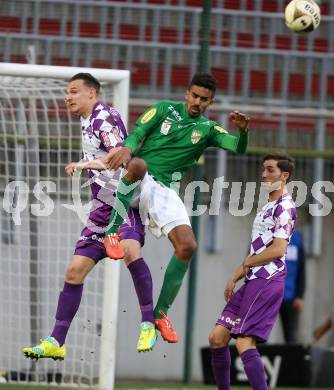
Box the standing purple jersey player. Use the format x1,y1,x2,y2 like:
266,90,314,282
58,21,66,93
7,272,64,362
209,153,297,390
23,73,156,360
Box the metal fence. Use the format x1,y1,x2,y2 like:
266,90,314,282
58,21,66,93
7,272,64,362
1,0,334,106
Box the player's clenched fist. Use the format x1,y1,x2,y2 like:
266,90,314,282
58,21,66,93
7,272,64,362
229,110,250,133
65,162,78,176
105,146,133,170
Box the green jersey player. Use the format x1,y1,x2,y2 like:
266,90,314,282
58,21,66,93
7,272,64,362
104,73,250,344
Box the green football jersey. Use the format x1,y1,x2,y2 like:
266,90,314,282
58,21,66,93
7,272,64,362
125,101,248,186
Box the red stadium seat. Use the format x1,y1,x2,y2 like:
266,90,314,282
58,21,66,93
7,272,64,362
39,18,61,35
313,38,329,53
223,0,241,9
259,33,269,48
184,0,202,6
51,57,72,66
220,31,230,46
142,25,152,40
327,76,334,96
237,32,254,48
119,24,140,40
131,62,151,85
288,73,305,94
250,70,267,91
92,60,113,69
171,65,190,86
297,36,307,51
159,27,177,43
262,1,278,12
212,68,228,90
246,0,255,10
10,54,26,63
320,1,330,15
147,0,168,3
275,34,292,50
0,16,21,32
79,22,100,38
183,28,193,44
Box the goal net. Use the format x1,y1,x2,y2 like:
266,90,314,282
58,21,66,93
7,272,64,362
0,63,129,389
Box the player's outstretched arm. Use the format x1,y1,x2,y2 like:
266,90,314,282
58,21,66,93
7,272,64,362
104,147,133,170
210,111,250,154
64,149,121,175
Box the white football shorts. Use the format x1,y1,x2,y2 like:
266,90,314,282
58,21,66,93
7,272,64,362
131,173,191,238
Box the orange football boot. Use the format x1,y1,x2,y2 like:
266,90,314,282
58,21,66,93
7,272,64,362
155,310,179,343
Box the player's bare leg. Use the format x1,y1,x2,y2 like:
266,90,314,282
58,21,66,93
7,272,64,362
154,225,196,343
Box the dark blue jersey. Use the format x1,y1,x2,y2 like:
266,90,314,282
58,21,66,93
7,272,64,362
284,230,305,300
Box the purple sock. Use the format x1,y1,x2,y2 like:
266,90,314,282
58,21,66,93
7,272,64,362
211,347,231,390
241,349,268,390
51,282,83,346
127,258,154,324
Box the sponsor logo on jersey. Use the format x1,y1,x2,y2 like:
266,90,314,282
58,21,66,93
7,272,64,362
214,125,228,133
101,131,112,147
168,105,182,121
221,315,236,326
79,234,104,243
160,120,172,135
141,108,157,124
191,129,202,144
234,318,241,326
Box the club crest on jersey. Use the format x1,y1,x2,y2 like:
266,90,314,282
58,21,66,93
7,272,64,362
141,108,157,124
160,120,172,135
191,129,202,144
284,219,292,236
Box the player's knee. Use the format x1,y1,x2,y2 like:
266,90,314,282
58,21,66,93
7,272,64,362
209,329,227,348
65,265,84,284
121,240,141,264
126,157,147,181
177,238,197,259
208,331,220,348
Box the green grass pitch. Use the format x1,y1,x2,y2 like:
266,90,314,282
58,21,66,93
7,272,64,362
1,385,334,390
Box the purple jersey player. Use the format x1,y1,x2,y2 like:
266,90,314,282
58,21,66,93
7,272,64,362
23,73,156,360
209,153,297,390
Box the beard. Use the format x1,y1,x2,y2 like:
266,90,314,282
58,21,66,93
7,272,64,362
261,180,282,193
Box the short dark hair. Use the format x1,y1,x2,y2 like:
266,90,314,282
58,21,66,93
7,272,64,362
189,73,217,96
263,153,295,182
69,73,101,94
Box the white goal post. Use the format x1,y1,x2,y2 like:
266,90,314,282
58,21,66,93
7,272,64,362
0,62,130,390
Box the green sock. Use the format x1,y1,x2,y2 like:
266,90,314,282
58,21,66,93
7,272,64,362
154,255,189,319
106,177,136,235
